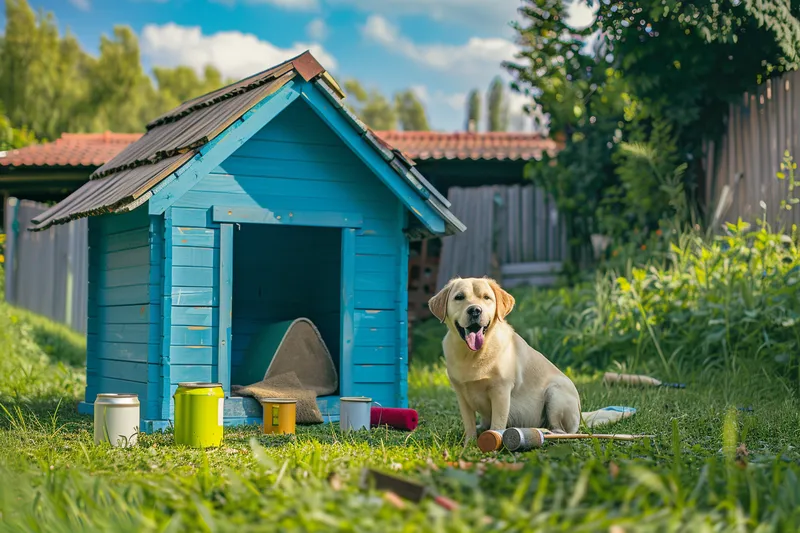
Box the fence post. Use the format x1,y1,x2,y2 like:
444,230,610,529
4,197,18,303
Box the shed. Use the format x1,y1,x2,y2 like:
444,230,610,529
29,52,465,432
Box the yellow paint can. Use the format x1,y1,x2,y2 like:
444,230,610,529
173,382,224,448
260,398,297,435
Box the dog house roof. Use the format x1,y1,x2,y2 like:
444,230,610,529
28,51,465,238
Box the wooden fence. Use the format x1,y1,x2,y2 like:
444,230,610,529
4,197,88,333
704,70,800,230
436,184,568,290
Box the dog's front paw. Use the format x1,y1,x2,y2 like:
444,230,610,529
462,434,477,448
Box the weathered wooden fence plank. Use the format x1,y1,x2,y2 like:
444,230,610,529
435,184,570,291
4,197,88,333
706,71,800,230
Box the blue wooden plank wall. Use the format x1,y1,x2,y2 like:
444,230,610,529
229,224,341,386
86,208,162,419
171,99,406,408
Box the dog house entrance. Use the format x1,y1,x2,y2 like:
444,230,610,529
227,224,342,397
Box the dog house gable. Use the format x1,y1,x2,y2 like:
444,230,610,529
29,51,464,432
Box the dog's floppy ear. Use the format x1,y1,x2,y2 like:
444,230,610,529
486,278,515,321
428,280,453,323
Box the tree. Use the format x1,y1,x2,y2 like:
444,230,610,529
466,89,480,131
342,79,397,130
504,0,800,271
0,0,93,140
486,77,508,132
0,105,37,150
154,65,231,109
394,90,429,131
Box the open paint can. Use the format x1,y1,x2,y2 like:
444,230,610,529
339,396,372,431
260,398,297,435
94,393,140,448
173,382,224,448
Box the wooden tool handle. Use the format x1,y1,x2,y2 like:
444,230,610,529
543,433,650,441
603,372,662,386
433,495,459,511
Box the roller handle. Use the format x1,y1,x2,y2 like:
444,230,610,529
603,372,662,386
543,432,651,441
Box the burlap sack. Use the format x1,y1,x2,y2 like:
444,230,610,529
231,371,323,424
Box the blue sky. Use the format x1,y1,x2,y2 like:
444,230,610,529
4,0,594,132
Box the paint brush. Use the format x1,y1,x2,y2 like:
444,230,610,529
503,428,653,452
603,372,685,388
359,468,459,511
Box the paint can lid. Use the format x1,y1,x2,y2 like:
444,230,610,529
177,382,223,389
339,396,373,402
95,393,140,405
258,398,297,404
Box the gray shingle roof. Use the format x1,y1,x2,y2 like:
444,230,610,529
29,51,464,238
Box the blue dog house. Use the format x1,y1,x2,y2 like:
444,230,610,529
30,52,465,432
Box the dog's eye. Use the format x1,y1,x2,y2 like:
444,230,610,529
454,293,465,301
483,295,492,300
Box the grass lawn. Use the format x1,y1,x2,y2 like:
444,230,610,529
1,297,800,532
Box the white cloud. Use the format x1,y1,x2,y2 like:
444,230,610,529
361,15,518,82
69,0,90,11
330,0,521,35
211,0,319,10
306,18,328,41
140,23,336,80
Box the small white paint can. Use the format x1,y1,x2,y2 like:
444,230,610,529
339,396,372,432
94,393,140,447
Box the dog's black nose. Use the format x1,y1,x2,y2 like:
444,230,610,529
467,306,482,319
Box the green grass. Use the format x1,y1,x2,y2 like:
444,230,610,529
4,217,800,531
1,310,800,531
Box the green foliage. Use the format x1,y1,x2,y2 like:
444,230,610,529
466,89,481,131
394,89,429,131
498,220,800,384
0,104,38,150
343,80,434,131
486,76,508,132
505,0,800,266
343,79,398,130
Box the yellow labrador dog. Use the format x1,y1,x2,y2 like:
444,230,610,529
428,276,581,445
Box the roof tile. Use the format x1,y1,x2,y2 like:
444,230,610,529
1,130,559,170
0,132,142,168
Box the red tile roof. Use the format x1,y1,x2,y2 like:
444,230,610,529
0,130,559,169
0,132,143,168
374,131,560,162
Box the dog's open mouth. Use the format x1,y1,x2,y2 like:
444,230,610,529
456,322,486,351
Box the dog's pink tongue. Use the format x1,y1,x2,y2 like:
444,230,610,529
465,329,485,351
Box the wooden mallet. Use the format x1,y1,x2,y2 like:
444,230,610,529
502,427,653,452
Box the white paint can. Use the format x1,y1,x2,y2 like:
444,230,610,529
339,396,372,431
94,393,140,447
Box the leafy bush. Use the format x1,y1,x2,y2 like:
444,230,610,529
413,218,800,383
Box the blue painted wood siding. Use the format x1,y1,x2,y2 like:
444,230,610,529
170,99,407,408
86,208,162,419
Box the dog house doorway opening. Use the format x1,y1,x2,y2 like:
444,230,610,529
228,223,342,396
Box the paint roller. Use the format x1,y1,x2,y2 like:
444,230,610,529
603,372,685,389
502,428,653,452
